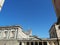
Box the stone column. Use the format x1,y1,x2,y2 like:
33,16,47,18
42,41,43,45
22,42,25,45
15,29,17,39
59,41,60,45
38,41,39,45
8,30,11,39
33,41,35,45
1,31,3,39
52,41,55,45
24,42,27,45
47,41,50,45
29,42,31,45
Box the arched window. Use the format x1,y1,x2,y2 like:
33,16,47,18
4,31,8,38
10,31,15,38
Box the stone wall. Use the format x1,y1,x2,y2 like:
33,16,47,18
0,40,19,45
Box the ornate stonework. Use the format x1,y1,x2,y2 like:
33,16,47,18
0,25,59,45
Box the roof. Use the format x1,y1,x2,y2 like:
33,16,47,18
49,23,56,32
29,35,42,41
0,25,22,30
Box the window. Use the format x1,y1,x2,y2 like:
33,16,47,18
27,42,29,45
12,31,15,38
4,31,8,38
31,42,33,45
58,26,60,29
10,31,15,38
0,32,1,38
43,42,47,45
39,42,42,45
35,42,38,45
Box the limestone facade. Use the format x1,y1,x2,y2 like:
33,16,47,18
0,25,59,45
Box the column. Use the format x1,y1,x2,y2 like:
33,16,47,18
42,41,43,45
38,41,39,45
52,41,55,45
1,31,3,39
24,42,27,45
29,42,31,45
47,41,50,45
7,30,9,39
22,42,25,45
15,29,17,39
33,41,35,45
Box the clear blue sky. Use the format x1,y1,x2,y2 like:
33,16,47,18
0,0,57,38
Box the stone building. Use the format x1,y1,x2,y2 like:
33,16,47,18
0,25,60,45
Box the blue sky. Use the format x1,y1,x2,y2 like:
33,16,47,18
0,0,57,38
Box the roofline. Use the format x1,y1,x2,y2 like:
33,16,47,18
49,23,56,32
0,25,23,29
30,36,42,41
42,38,60,41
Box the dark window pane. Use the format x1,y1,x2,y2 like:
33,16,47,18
43,42,47,45
58,26,60,29
31,42,33,45
39,42,42,45
35,42,38,45
27,42,29,45
19,42,22,45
